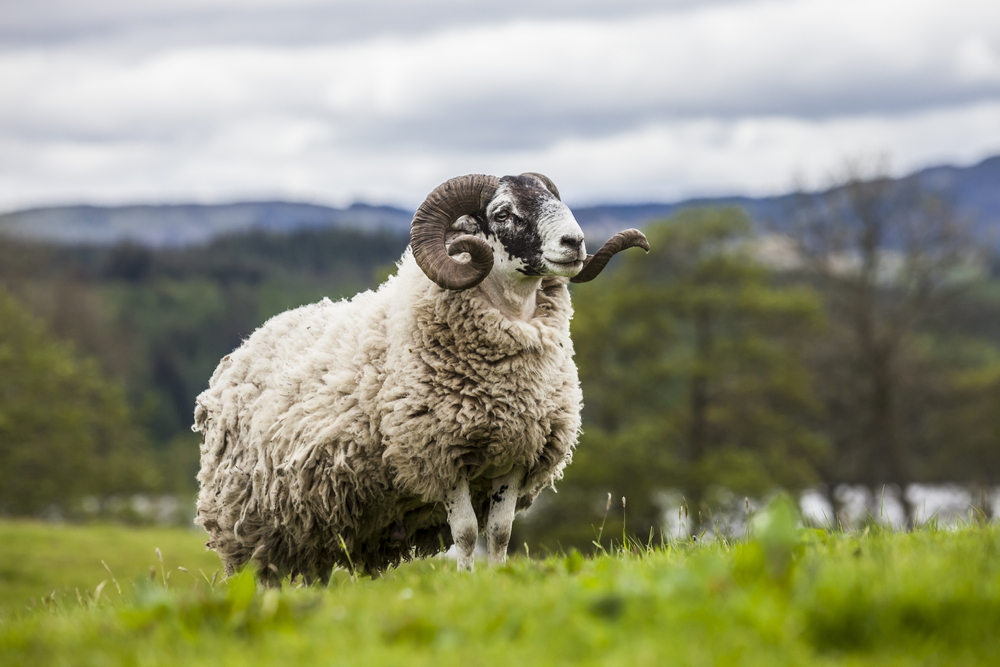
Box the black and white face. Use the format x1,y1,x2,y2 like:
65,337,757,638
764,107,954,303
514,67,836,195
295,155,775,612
450,174,586,281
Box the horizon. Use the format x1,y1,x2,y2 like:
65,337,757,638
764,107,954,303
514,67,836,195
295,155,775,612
2,150,996,217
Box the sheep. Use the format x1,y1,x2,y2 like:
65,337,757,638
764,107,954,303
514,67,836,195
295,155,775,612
193,173,648,581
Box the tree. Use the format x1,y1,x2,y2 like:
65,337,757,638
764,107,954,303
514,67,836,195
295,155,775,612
932,360,1000,518
0,286,160,515
786,159,977,524
516,208,826,550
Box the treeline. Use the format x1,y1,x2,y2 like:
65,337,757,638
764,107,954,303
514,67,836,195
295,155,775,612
0,227,407,516
518,169,1000,549
1,169,998,545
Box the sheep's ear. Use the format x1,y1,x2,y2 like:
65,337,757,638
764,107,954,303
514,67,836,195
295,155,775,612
520,172,561,200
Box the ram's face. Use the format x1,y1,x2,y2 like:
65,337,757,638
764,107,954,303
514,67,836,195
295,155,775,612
451,175,586,280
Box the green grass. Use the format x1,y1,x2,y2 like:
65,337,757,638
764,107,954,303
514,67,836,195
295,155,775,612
1,508,999,666
0,520,222,614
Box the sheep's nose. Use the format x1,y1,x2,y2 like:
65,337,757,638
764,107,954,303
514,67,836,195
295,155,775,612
561,235,584,251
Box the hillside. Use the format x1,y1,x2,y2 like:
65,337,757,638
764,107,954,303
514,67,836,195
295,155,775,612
0,202,412,247
575,155,1000,242
2,155,997,248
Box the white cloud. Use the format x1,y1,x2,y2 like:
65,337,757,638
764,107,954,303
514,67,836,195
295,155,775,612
957,36,1000,84
4,101,999,209
0,0,999,210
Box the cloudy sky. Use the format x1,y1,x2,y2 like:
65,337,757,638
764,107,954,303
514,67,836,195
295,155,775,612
2,0,1000,211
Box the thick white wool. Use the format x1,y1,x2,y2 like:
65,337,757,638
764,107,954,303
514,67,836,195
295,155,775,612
194,251,582,578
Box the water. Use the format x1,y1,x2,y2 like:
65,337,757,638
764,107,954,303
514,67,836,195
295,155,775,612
663,484,999,539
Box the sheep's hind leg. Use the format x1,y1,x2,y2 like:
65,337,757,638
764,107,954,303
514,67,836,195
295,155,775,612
487,466,524,567
445,477,477,572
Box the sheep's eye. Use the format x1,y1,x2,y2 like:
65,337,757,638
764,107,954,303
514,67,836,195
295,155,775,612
495,210,510,221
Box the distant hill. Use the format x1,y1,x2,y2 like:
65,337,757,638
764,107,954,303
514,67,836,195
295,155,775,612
0,202,413,247
2,155,997,247
573,155,1000,243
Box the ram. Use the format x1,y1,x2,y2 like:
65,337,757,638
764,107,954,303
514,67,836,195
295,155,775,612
194,173,648,582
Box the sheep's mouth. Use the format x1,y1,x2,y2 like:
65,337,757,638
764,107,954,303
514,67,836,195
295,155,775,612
543,257,584,276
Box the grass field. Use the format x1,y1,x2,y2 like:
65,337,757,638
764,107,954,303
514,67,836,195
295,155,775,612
0,520,222,614
1,504,998,666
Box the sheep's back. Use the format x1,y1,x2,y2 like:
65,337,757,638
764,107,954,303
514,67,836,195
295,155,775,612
193,286,395,572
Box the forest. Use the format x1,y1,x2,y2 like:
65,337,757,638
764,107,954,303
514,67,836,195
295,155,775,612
1,168,998,551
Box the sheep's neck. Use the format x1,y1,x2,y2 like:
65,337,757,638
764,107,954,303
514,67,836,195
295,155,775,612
476,273,542,323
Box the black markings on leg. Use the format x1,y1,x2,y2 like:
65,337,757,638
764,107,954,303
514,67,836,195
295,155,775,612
489,524,511,552
446,477,477,571
491,484,509,506
487,466,524,567
455,527,478,555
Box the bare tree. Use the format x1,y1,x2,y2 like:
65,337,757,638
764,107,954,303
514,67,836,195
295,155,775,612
787,158,977,526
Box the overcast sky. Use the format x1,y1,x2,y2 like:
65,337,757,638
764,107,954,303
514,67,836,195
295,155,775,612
2,0,999,211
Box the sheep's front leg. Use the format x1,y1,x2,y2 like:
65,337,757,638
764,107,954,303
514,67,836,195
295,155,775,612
487,466,524,567
445,477,478,572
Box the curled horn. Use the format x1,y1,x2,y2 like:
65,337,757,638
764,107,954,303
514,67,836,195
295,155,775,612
520,172,561,200
411,174,500,290
570,229,650,283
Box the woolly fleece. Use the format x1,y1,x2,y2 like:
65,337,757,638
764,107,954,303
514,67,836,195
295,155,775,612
194,251,582,578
